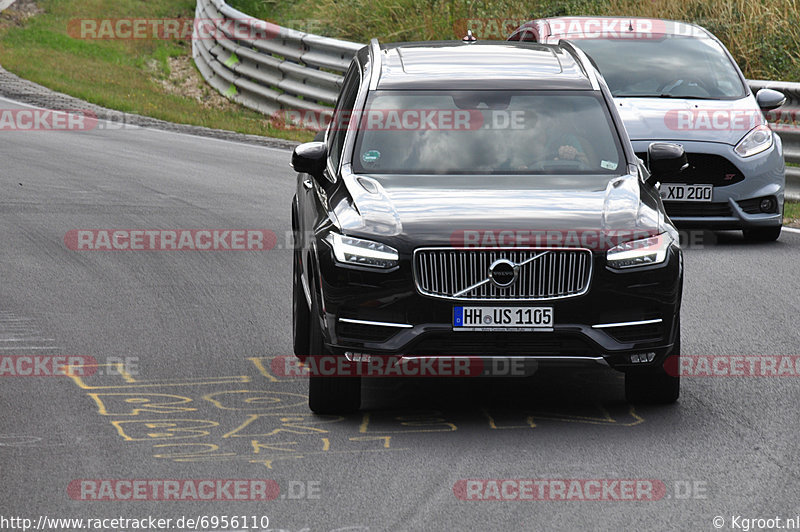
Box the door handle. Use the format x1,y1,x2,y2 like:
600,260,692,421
302,178,313,190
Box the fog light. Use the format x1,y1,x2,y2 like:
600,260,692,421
759,198,775,213
344,351,372,362
630,352,656,363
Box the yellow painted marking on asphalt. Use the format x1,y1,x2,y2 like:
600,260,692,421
68,357,646,475
530,404,616,423
88,393,195,416
350,436,392,448
530,405,644,426
222,413,344,439
251,440,300,454
257,448,409,458
247,357,284,382
111,419,219,441
202,389,306,411
170,455,242,463
152,442,235,460
249,459,274,469
482,409,536,429
358,413,370,434
358,412,458,433
482,405,644,429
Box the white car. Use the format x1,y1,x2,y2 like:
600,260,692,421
509,17,786,240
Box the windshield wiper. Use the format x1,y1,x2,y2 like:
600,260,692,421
657,93,714,100
612,93,719,100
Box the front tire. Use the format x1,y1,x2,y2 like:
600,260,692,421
292,244,310,358
743,226,781,242
307,308,361,414
625,320,681,404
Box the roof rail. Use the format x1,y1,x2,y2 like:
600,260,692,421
369,38,382,90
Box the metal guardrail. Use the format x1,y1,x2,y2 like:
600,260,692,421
192,0,799,199
192,0,360,117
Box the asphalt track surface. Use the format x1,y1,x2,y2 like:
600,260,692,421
1,95,800,531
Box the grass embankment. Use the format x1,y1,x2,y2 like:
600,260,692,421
785,201,800,227
0,0,312,141
232,0,800,81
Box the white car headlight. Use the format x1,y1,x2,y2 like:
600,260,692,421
734,125,773,157
326,233,399,269
607,233,673,269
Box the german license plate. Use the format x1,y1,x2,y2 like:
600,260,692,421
660,183,713,202
453,306,554,332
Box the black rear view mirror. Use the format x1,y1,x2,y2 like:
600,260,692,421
291,141,327,182
646,142,688,185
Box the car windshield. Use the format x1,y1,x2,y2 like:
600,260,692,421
571,36,746,99
351,90,625,175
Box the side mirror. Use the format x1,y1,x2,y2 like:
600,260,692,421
291,141,327,181
647,142,687,185
755,88,786,111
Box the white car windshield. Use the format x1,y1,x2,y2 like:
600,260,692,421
573,35,746,99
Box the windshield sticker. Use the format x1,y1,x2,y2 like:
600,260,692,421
601,160,618,170
362,150,381,165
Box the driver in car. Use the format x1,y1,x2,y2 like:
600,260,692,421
512,111,591,170
550,132,590,165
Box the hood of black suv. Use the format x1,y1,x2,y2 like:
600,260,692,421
331,172,663,248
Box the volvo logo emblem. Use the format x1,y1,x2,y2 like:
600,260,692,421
488,259,518,287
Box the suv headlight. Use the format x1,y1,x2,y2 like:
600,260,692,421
607,233,673,269
325,233,399,269
734,125,773,157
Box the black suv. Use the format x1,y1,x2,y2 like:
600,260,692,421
291,39,686,413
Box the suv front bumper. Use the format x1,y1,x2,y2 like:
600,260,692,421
310,247,683,372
